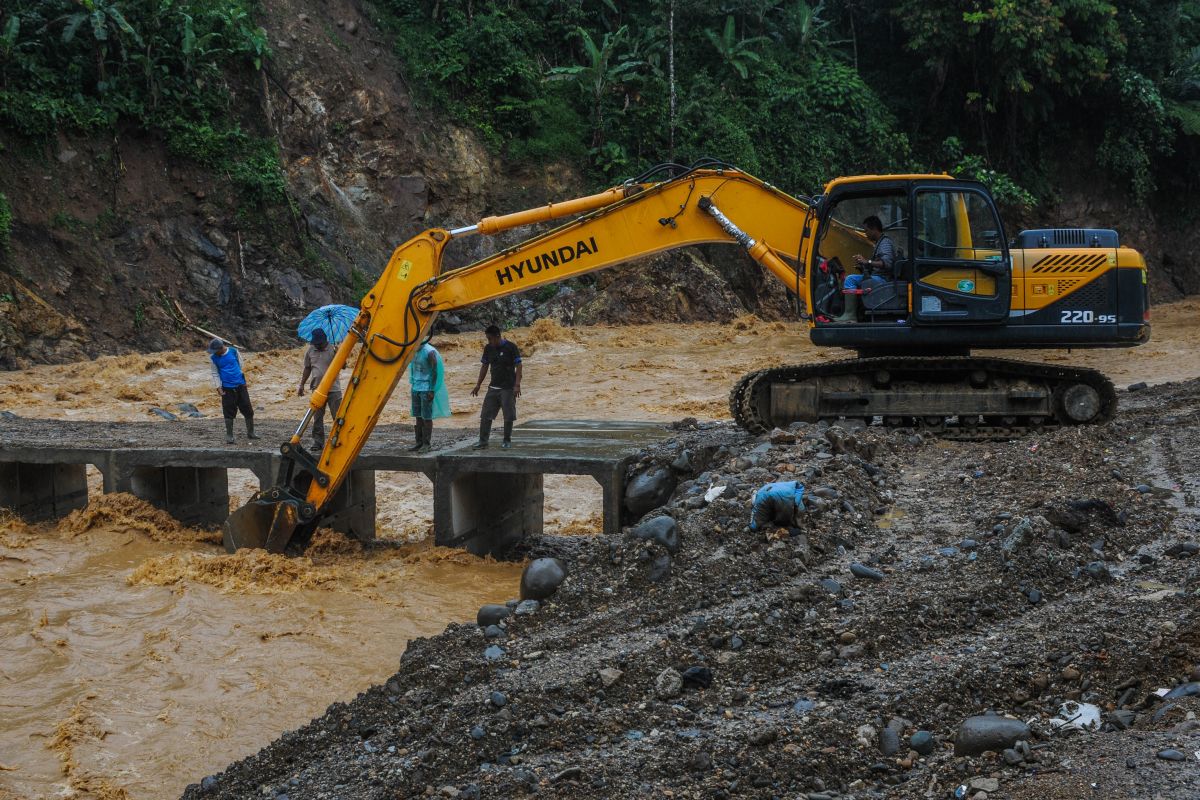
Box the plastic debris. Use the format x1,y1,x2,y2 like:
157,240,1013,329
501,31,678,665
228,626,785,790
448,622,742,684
1050,700,1101,732
704,485,726,503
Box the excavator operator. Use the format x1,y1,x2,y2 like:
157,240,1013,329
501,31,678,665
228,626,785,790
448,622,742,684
833,215,895,323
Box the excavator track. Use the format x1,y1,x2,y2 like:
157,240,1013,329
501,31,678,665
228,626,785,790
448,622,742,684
731,356,1117,440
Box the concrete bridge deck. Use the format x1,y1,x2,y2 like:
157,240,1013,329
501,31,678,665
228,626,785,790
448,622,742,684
0,418,672,554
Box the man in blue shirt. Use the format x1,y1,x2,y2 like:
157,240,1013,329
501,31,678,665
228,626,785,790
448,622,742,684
470,324,522,449
209,338,259,444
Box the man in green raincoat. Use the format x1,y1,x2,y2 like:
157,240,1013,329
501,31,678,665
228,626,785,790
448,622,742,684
408,339,450,452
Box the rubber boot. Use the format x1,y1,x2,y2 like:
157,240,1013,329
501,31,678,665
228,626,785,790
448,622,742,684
224,418,235,444
501,418,514,449
833,293,859,323
245,418,260,440
407,419,424,452
473,419,491,449
417,419,432,453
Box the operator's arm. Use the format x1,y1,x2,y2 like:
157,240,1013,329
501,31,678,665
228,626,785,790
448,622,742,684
514,362,523,398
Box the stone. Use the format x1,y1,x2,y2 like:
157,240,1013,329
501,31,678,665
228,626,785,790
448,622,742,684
513,599,540,616
649,553,672,582
200,776,218,793
1026,589,1042,604
483,645,505,661
469,725,485,740
1002,748,1023,765
1108,710,1136,730
150,407,179,421
969,778,999,793
1084,561,1110,580
520,558,566,600
1164,682,1200,700
1157,749,1186,761
769,428,796,444
819,578,842,595
631,516,681,555
477,604,511,627
176,402,203,417
879,727,901,756
624,465,677,517
849,562,885,581
489,691,507,707
1136,484,1152,494
1165,542,1200,558
1128,381,1148,391
681,665,713,690
598,667,623,687
655,667,683,699
670,450,693,472
910,731,935,755
483,625,504,639
954,715,1030,756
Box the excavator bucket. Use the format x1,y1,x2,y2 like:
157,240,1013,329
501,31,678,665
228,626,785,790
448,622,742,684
222,493,304,554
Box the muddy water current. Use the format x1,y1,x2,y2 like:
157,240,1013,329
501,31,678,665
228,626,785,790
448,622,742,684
0,306,1192,798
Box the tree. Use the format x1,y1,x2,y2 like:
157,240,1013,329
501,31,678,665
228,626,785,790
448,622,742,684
546,25,644,147
705,15,769,81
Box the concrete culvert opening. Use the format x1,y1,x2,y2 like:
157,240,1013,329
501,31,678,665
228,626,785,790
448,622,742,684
544,474,604,536
375,471,434,543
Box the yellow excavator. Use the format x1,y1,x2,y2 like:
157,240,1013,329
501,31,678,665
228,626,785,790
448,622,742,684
224,160,1150,552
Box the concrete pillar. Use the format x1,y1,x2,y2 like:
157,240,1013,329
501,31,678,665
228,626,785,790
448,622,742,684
598,463,628,536
435,468,544,557
0,461,89,522
322,469,376,542
128,465,229,528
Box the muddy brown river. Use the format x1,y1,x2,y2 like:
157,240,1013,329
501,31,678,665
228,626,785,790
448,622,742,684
1,305,1194,799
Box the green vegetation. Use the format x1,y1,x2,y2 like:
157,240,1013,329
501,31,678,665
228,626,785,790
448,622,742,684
373,0,1200,203
0,0,282,205
0,192,11,253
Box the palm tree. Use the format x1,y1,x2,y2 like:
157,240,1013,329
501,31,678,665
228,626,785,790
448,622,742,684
547,25,644,147
705,15,768,81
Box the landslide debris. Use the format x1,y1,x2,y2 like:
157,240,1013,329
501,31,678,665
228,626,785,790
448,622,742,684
184,380,1200,799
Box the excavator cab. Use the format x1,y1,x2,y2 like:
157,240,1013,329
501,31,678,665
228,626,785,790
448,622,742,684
809,177,1011,328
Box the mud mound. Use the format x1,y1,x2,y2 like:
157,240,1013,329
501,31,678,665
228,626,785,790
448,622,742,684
128,550,338,594
59,493,220,545
184,380,1200,800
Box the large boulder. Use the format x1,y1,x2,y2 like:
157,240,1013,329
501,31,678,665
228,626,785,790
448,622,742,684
954,713,1030,756
520,558,567,601
624,465,677,518
631,516,681,555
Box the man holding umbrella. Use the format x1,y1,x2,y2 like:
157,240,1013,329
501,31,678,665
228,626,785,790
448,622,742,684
297,328,343,450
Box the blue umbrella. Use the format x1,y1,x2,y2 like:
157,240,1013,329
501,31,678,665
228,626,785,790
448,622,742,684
298,304,359,344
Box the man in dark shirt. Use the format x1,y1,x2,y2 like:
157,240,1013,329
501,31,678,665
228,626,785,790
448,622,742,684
471,324,523,449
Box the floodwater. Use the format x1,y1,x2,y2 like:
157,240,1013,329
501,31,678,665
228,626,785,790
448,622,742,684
0,304,1192,799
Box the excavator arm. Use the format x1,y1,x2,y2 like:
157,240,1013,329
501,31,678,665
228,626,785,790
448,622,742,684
223,166,815,553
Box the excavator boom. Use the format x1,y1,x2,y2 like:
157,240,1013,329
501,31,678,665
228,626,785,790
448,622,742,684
224,167,815,552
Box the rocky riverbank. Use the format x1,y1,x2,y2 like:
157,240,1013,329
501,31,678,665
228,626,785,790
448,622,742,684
185,379,1200,799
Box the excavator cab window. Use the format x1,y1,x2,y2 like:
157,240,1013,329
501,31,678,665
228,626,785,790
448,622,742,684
812,190,909,321
910,183,1011,324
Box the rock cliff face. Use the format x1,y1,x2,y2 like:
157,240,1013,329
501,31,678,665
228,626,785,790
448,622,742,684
0,0,1192,368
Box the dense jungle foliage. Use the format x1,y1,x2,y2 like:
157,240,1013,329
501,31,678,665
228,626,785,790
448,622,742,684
1,0,1197,208
0,0,283,205
373,0,1200,205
